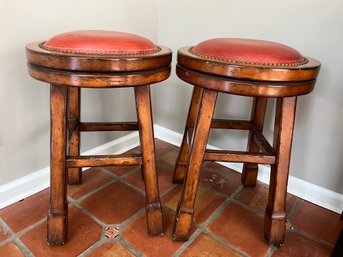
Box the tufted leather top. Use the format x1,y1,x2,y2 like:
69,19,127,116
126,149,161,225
41,30,159,55
191,38,307,66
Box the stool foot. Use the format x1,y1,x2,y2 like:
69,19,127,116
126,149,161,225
173,205,193,241
47,211,67,246
173,162,187,184
241,163,258,187
146,203,164,236
264,211,286,246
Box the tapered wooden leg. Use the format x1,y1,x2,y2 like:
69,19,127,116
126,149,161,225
265,96,297,245
48,84,68,245
173,89,218,241
67,87,81,185
242,97,267,187
134,85,163,236
173,87,203,183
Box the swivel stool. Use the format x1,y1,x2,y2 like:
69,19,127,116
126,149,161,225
172,38,320,245
26,30,172,245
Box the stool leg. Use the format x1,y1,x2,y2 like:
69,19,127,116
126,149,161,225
265,96,297,245
242,97,267,187
173,89,218,241
134,85,164,236
48,84,68,245
173,86,203,183
67,87,81,185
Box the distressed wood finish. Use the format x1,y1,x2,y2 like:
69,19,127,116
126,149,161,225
242,97,267,187
48,84,68,245
173,89,218,241
173,86,203,183
26,40,172,245
173,45,320,245
67,87,81,184
135,85,163,235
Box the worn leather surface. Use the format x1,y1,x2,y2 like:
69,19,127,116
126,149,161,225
191,38,305,65
43,30,158,54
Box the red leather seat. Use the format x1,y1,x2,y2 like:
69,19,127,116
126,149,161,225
42,30,159,55
191,38,307,66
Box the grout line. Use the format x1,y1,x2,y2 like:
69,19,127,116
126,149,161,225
0,218,16,247
287,197,302,221
69,199,107,228
265,245,277,257
293,229,334,249
13,238,35,257
120,238,144,257
173,185,245,257
172,229,203,257
230,198,265,217
78,240,105,257
73,179,117,203
202,230,250,257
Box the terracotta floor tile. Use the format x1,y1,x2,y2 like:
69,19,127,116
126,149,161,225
87,242,135,257
163,184,227,225
104,166,138,177
80,181,145,224
235,181,297,214
158,148,179,168
0,242,25,257
272,232,332,257
0,223,10,242
155,139,177,159
180,233,243,257
292,200,341,245
20,206,102,257
200,162,242,196
0,189,49,233
122,209,184,257
207,202,269,257
67,168,114,200
123,165,174,194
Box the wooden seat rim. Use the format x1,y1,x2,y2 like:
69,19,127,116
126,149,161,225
177,47,320,82
28,63,171,88
26,42,172,72
176,64,315,97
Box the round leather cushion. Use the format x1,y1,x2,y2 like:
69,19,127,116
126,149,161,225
191,38,306,66
42,30,159,55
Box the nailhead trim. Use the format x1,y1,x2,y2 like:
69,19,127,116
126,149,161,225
39,42,161,56
189,47,308,67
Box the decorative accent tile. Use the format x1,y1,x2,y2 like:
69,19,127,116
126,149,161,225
104,226,120,239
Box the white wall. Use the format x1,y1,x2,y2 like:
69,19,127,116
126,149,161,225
156,0,343,194
0,0,159,185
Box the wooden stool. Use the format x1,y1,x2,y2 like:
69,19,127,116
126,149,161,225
172,38,320,245
25,30,172,245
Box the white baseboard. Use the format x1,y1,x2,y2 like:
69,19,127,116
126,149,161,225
154,124,343,213
1,125,342,214
0,132,140,209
